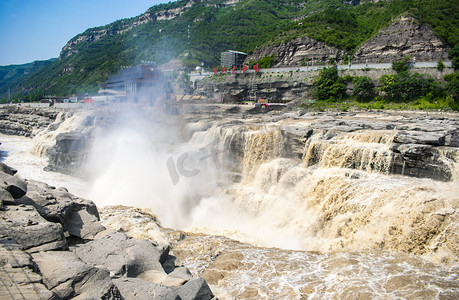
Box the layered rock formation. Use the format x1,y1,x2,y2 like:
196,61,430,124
196,73,312,103
0,162,214,300
0,106,58,137
353,15,450,63
246,15,450,67
245,36,344,67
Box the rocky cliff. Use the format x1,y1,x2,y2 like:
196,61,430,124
246,15,450,67
245,36,345,67
353,15,450,63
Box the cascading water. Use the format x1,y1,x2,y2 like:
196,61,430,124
2,107,458,299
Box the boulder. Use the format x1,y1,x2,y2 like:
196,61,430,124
113,277,214,300
0,171,27,199
71,231,164,278
113,277,181,300
0,205,67,252
173,278,214,300
64,208,105,240
17,180,105,239
32,251,122,299
45,131,89,175
0,162,17,175
0,187,15,208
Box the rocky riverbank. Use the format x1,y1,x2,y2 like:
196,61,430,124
0,162,214,300
0,106,59,137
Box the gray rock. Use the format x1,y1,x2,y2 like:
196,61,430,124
64,209,105,240
17,180,105,239
0,187,15,207
353,15,449,64
391,144,452,181
0,245,57,300
0,106,57,137
444,129,459,147
0,171,27,199
0,205,67,251
71,231,164,278
0,162,17,175
17,180,76,223
168,266,194,281
173,278,214,300
32,251,122,299
245,36,344,67
393,131,446,146
113,277,181,300
45,131,90,175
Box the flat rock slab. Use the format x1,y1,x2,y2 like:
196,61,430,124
32,250,121,299
0,245,56,300
0,205,66,252
71,231,164,278
114,277,214,300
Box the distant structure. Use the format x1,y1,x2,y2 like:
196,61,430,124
103,64,171,104
221,50,248,68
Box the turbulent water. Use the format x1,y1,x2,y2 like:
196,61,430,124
1,107,458,299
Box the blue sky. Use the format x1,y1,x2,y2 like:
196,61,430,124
0,0,169,66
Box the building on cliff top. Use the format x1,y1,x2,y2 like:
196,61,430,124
103,64,171,104
221,50,248,68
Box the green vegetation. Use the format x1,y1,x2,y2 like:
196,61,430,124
353,76,375,102
308,56,458,111
249,54,275,69
392,56,412,73
313,66,346,101
0,0,457,100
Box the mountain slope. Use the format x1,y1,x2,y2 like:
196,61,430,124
1,0,457,100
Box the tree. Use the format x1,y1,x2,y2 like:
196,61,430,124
449,46,459,71
353,76,375,102
444,73,459,110
313,66,346,101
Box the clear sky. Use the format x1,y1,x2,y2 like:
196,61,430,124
0,0,169,66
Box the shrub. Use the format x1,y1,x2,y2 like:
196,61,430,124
437,59,445,71
392,56,411,73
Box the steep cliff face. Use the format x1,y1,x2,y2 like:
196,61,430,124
246,15,450,67
245,36,345,67
353,15,450,63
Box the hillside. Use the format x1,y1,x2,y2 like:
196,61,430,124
1,0,457,100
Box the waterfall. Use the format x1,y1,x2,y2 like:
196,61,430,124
30,112,89,157
303,130,396,174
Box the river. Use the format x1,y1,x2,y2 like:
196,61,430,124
0,107,458,299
